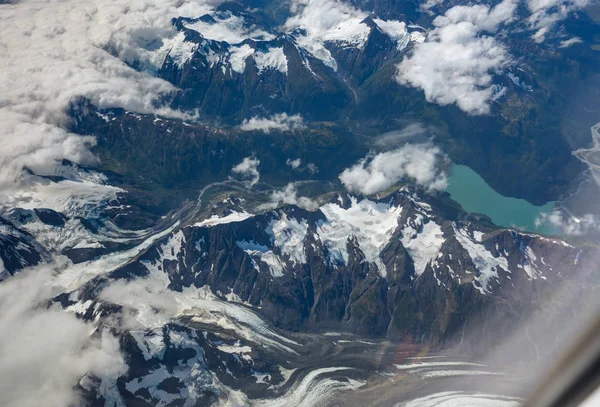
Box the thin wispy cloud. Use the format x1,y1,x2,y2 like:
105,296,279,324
240,113,305,133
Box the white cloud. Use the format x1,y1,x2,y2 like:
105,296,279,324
535,210,600,235
286,158,303,169
0,265,126,407
339,143,448,195
240,113,305,134
231,157,260,186
396,0,517,115
285,158,318,174
0,114,99,185
527,0,589,42
559,37,583,47
0,0,222,187
259,183,318,211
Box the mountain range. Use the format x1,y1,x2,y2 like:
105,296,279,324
1,0,600,405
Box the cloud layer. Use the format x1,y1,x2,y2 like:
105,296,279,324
396,0,517,115
0,0,222,185
339,143,448,195
0,265,126,407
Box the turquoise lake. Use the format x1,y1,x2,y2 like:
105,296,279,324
446,165,557,234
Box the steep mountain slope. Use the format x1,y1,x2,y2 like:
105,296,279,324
0,217,49,278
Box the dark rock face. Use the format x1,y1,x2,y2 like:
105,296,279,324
327,17,404,87
33,208,67,227
0,217,49,277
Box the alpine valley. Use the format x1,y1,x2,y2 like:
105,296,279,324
1,0,600,406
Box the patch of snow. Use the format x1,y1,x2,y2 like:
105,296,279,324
254,47,288,74
267,213,308,264
194,211,253,227
374,19,411,50
125,367,180,405
253,371,271,384
96,112,111,122
400,214,444,275
473,231,484,242
237,240,286,277
160,230,186,263
453,225,509,293
237,240,269,253
520,245,545,280
184,13,274,44
229,44,255,73
274,366,297,389
258,251,286,277
130,329,166,361
66,299,93,316
224,290,245,304
317,198,402,277
322,18,371,47
217,341,253,362
294,36,338,70
168,330,197,349
71,240,105,250
158,32,198,68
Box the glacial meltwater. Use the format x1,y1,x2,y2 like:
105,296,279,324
446,165,556,234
